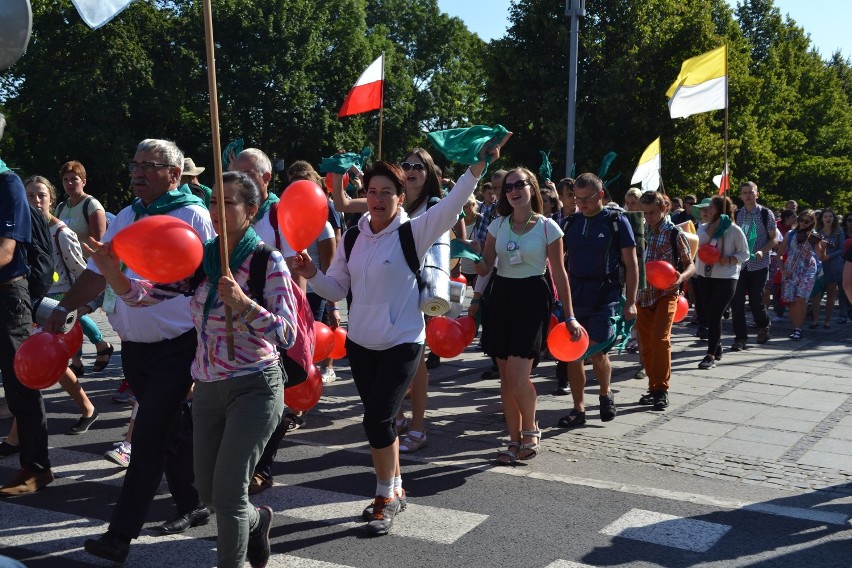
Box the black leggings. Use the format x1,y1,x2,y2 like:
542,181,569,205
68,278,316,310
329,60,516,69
695,276,737,356
346,339,424,449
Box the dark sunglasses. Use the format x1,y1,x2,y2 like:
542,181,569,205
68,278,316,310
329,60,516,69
504,180,530,192
401,162,426,172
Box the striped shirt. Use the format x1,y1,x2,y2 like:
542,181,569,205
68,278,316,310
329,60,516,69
638,220,692,308
119,247,297,382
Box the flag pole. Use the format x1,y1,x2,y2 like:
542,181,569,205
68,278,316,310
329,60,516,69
202,0,235,360
377,51,385,161
723,43,729,197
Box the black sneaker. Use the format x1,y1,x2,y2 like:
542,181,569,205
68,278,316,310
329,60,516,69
247,506,273,568
425,352,441,369
652,391,669,411
366,496,402,536
84,532,130,563
551,386,571,396
730,340,746,352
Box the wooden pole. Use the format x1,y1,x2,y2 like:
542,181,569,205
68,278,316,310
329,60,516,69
202,0,235,360
723,43,729,197
377,51,385,161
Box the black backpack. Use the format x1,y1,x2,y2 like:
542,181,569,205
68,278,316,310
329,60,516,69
561,207,627,287
343,221,423,294
25,204,54,302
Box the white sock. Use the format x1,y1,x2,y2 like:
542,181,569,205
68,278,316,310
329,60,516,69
375,478,393,498
392,475,403,496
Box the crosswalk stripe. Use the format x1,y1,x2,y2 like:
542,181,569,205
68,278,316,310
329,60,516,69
600,508,732,552
544,561,597,568
252,483,489,544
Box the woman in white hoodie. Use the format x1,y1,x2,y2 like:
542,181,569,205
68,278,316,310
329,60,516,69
291,149,497,537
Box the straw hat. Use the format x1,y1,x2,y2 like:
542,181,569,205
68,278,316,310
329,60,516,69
182,158,205,177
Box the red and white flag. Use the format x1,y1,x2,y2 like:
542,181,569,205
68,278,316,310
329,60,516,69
72,0,135,29
338,54,384,118
712,163,730,195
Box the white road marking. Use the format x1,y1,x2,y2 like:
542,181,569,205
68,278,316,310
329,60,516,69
601,508,732,552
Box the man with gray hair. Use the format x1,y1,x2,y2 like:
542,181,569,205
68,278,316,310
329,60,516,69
46,139,215,563
0,112,54,497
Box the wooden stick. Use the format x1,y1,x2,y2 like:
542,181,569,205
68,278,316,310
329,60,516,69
202,0,235,360
378,51,385,161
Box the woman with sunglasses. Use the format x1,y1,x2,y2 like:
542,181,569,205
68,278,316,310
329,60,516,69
293,147,499,536
778,210,825,340
473,168,577,464
332,148,465,455
811,208,846,328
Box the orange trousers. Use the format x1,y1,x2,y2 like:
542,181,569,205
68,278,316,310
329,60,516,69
636,294,678,392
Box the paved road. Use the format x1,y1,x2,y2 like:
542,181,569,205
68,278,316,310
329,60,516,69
1,312,850,566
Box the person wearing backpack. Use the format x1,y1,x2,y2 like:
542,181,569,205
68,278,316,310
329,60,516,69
556,173,638,430
730,181,778,351
86,171,297,568
291,147,498,537
0,112,54,496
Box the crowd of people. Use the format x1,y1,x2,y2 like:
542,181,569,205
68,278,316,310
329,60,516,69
0,108,851,565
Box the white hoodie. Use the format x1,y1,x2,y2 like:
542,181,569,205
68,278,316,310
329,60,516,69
309,168,477,350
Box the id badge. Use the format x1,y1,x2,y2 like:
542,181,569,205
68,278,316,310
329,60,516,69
102,285,117,314
508,248,523,265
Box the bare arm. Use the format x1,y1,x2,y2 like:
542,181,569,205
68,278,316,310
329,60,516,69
0,237,15,270
475,233,497,277
547,237,581,338
89,209,108,241
331,172,367,213
621,246,638,321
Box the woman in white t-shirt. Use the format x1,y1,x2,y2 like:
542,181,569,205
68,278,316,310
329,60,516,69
471,167,579,464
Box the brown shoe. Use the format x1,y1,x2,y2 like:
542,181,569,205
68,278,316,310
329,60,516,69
248,473,273,495
0,468,54,497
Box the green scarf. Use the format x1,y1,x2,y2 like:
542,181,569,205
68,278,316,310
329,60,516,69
131,184,205,219
426,124,510,170
0,158,10,175
710,215,732,240
201,226,261,324
256,192,279,221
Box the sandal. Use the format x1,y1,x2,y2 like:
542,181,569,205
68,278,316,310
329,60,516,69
625,338,639,354
284,412,305,430
599,392,617,422
557,408,586,428
496,442,519,465
92,343,114,372
394,416,411,437
399,430,427,453
69,362,85,377
517,428,541,461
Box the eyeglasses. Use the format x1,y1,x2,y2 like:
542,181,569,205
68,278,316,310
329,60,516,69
573,192,600,203
401,162,426,172
504,180,530,192
128,161,174,173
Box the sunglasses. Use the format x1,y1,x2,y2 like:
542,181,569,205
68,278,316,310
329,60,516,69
504,180,530,192
401,162,426,172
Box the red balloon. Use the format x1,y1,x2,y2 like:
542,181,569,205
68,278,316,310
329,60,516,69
456,316,476,345
673,294,689,323
278,180,329,251
549,314,559,331
58,321,84,357
697,243,721,265
646,260,678,290
13,332,68,389
450,274,467,286
546,323,590,362
425,316,467,358
329,327,348,360
112,216,203,283
324,172,349,193
284,365,323,412
313,322,334,362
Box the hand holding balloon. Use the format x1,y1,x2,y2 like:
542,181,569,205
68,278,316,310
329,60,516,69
289,251,318,279
83,238,131,294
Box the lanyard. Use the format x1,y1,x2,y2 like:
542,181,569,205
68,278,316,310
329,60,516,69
507,212,535,246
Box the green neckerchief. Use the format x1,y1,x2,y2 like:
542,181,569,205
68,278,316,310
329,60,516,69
539,150,552,182
256,192,279,220
131,184,205,219
320,152,362,174
710,215,732,240
0,158,9,175
201,227,261,324
426,124,510,175
745,221,758,260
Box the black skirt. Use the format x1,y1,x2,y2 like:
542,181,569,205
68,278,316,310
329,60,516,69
481,274,553,360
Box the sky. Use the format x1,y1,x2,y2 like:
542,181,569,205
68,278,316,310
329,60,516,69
436,0,852,59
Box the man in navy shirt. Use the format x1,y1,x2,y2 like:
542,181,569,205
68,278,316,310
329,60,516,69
0,112,54,496
557,173,638,429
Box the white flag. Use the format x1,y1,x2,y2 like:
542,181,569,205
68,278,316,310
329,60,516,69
72,0,135,29
630,138,661,193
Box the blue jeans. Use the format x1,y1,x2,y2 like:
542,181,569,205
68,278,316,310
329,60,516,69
192,366,284,568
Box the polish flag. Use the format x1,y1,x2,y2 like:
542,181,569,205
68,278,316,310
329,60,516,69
339,55,384,118
713,163,730,195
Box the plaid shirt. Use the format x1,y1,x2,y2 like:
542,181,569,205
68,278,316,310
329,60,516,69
474,201,498,243
737,204,776,271
638,219,693,308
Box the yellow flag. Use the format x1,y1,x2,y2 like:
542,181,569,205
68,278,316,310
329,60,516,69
666,46,727,119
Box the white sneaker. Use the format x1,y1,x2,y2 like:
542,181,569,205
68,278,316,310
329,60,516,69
0,398,11,420
321,367,337,384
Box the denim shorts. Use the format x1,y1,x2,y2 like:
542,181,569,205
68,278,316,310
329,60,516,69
573,302,617,344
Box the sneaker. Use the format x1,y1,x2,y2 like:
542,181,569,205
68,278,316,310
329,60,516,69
0,398,11,420
362,488,407,521
68,410,99,435
756,326,771,344
399,431,427,453
634,368,647,380
552,386,571,396
652,391,669,411
248,473,274,495
247,506,273,568
84,532,129,563
112,380,134,404
789,328,802,341
730,340,746,352
425,352,441,369
105,442,131,467
599,392,617,422
366,496,402,536
698,355,716,369
321,366,337,384
0,467,54,497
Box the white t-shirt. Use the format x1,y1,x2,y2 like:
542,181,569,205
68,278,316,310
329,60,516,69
305,222,335,294
254,207,296,257
488,215,562,278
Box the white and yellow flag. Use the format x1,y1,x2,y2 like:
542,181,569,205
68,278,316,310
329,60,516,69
666,46,727,119
630,137,661,192
72,0,135,29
